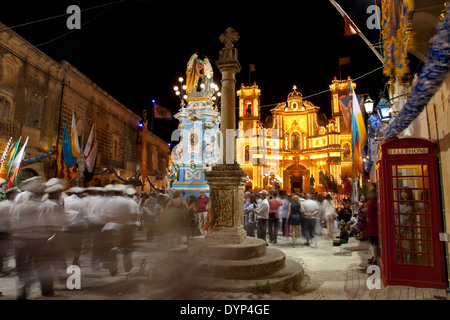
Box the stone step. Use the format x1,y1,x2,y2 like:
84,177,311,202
197,248,286,279
196,258,304,292
187,236,267,260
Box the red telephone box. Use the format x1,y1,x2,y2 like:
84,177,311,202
376,136,447,288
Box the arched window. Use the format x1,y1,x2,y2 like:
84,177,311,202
291,132,300,150
245,101,252,116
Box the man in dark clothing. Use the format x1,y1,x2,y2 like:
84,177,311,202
337,199,352,223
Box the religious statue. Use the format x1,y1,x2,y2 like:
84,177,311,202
185,53,214,94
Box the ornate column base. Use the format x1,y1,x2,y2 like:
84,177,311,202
204,163,248,244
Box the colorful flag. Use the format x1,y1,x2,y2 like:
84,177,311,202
0,137,12,179
153,104,172,120
6,137,21,179
7,137,28,188
352,89,367,148
338,95,352,130
351,90,367,176
56,140,78,180
63,125,78,168
71,111,81,158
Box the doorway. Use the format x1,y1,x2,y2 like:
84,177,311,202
290,175,303,194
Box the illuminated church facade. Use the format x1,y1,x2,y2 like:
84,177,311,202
236,78,355,194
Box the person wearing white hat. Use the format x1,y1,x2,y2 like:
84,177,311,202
84,185,108,272
14,176,43,205
254,190,270,246
63,187,88,267
0,187,18,276
10,177,46,299
99,184,133,275
36,183,68,296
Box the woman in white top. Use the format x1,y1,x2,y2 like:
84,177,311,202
322,194,337,239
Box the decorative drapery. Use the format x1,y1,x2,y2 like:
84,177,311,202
369,4,450,138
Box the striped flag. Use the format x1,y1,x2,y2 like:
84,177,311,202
351,90,367,175
7,137,28,188
6,137,21,179
56,140,78,180
63,125,78,168
0,137,12,179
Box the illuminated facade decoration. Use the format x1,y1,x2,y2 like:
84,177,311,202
237,80,355,193
381,0,415,89
170,53,221,199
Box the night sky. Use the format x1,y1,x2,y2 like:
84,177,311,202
1,0,386,144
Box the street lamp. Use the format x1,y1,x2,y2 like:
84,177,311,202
364,95,374,114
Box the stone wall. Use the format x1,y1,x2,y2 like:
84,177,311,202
408,72,450,264
0,21,170,187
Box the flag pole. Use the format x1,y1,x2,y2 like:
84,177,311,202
77,106,86,187
329,0,384,64
150,103,154,133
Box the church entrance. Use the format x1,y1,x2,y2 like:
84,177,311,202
290,175,303,194
283,163,309,195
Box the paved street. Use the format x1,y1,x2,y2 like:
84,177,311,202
0,226,449,301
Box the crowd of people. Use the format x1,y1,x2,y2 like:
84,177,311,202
243,186,379,263
0,176,211,299
0,174,381,299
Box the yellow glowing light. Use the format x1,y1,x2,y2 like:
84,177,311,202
310,153,327,159
329,152,341,157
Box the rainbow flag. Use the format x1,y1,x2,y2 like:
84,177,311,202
351,90,367,175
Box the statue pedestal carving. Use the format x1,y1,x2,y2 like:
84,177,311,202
204,163,247,244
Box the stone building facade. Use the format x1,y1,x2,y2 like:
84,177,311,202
236,80,354,194
0,22,169,187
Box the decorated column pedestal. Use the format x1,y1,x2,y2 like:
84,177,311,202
204,163,247,244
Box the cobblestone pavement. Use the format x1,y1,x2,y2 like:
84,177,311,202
0,226,449,301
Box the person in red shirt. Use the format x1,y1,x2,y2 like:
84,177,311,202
363,189,378,265
268,193,282,244
197,191,209,236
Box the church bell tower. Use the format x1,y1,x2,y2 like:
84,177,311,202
237,83,261,133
